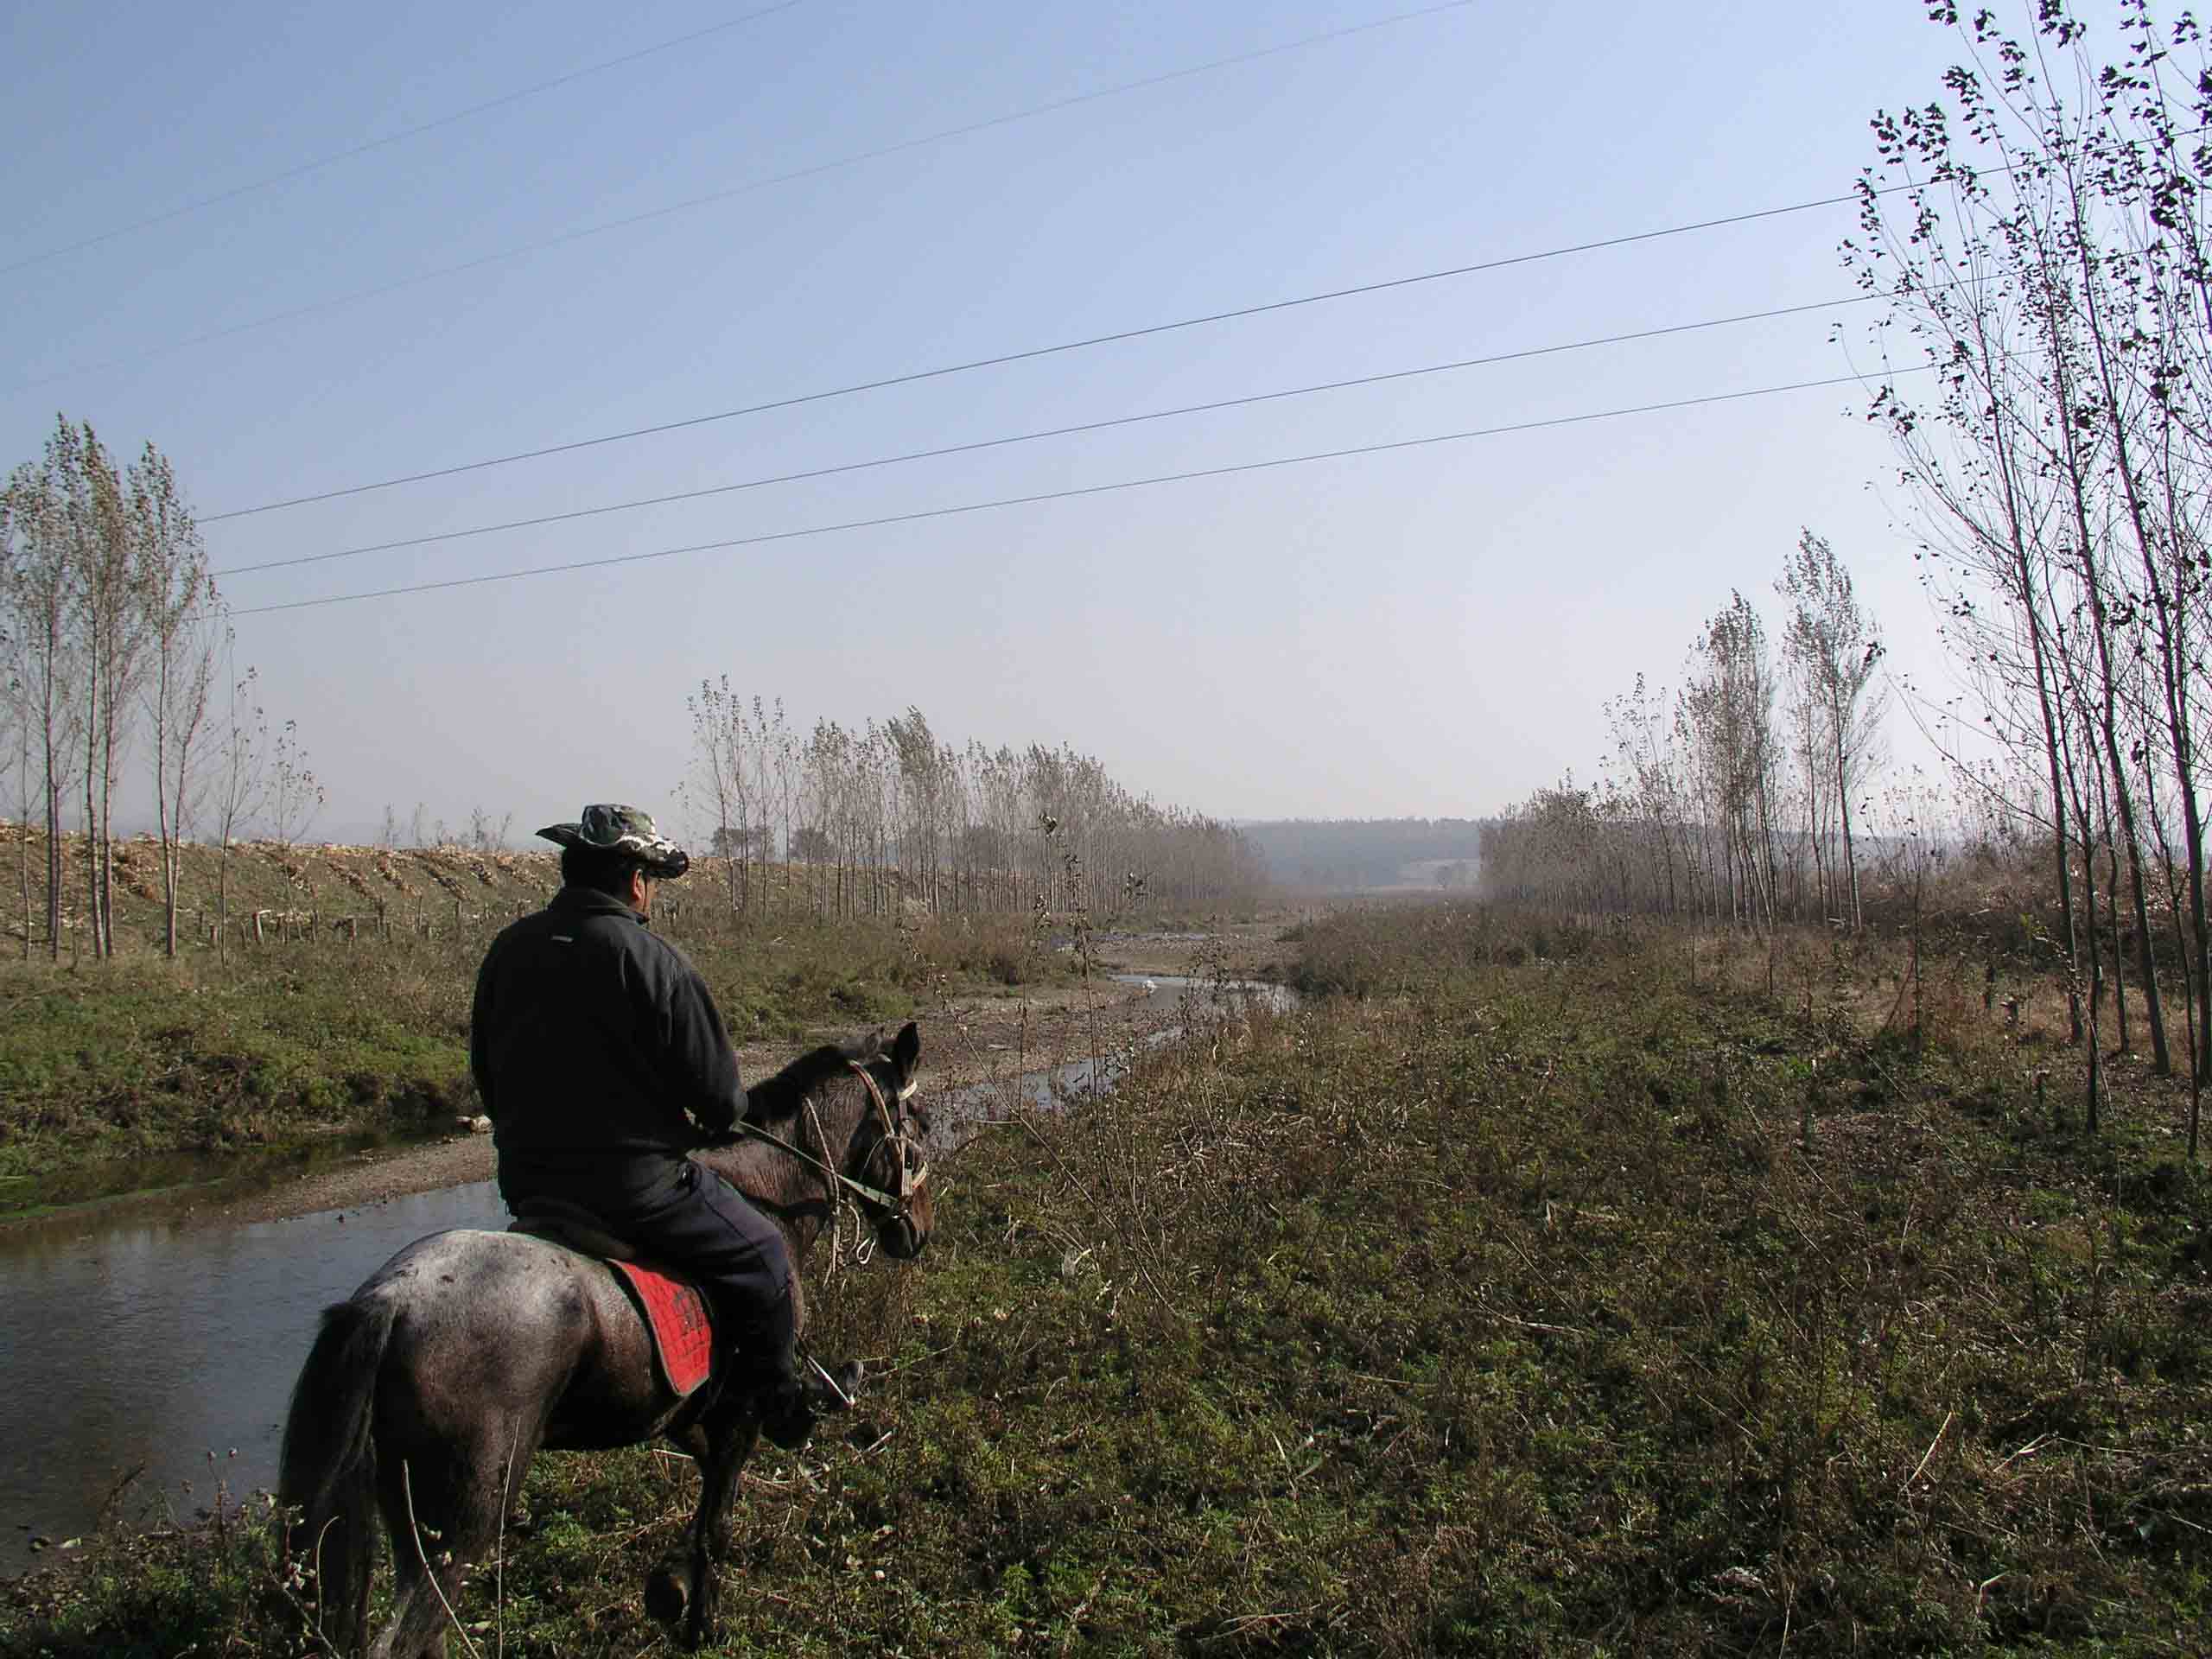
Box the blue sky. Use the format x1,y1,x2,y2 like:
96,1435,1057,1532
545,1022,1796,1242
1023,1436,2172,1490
0,1,2028,840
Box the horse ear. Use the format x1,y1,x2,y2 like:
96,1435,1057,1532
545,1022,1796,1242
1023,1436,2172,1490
892,1020,920,1077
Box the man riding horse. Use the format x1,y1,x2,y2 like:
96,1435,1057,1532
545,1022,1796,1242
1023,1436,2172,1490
469,802,823,1449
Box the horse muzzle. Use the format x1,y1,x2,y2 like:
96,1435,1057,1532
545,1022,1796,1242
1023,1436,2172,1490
877,1208,929,1260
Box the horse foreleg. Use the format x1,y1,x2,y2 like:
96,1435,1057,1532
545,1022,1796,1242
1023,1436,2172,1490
644,1423,709,1630
682,1415,758,1650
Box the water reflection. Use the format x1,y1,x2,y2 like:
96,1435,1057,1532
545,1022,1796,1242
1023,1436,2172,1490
0,1183,505,1573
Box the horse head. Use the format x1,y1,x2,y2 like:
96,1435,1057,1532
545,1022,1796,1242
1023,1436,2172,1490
844,1020,933,1260
735,1020,934,1261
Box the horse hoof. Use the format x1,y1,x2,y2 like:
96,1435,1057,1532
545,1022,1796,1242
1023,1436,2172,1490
644,1566,687,1625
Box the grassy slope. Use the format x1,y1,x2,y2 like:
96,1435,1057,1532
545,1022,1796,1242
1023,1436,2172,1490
0,830,1065,1190
6,906,2209,1655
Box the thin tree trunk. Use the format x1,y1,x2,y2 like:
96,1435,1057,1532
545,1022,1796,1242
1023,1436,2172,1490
99,725,118,958
160,755,181,961
1834,711,1862,931
1973,313,2080,1041
2037,237,2169,1075
2105,798,2128,1056
2159,827,2198,1151
17,722,34,959
43,764,60,961
2082,575,2170,1072
2060,153,2196,1079
16,809,29,961
2081,826,2105,1133
84,709,101,959
2172,660,2212,1106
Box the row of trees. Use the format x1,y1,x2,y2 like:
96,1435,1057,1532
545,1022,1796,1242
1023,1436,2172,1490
1480,531,1889,930
3,409,1251,961
0,416,319,960
686,681,1265,921
1847,0,2212,1139
1487,3,2212,1152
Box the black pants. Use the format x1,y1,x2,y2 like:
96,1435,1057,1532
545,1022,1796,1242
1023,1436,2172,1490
511,1159,795,1365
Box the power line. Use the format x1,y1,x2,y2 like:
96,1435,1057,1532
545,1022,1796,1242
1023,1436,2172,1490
206,192,1866,524
213,292,1877,576
175,111,2148,519
0,3,811,279
231,366,1921,617
17,0,1482,394
191,92,2143,524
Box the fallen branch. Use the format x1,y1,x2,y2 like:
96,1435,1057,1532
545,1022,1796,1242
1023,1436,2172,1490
1905,1409,1955,1492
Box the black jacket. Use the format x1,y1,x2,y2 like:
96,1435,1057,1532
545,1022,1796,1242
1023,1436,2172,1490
470,887,745,1204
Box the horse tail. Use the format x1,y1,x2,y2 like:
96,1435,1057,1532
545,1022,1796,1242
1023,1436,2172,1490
277,1294,397,1655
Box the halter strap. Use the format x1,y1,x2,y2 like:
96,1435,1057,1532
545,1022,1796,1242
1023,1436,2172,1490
844,1058,929,1203
729,1057,927,1215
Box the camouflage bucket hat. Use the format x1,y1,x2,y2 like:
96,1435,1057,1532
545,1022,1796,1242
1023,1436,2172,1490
536,804,690,879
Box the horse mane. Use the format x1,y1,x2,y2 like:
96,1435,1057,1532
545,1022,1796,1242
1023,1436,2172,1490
744,1039,863,1126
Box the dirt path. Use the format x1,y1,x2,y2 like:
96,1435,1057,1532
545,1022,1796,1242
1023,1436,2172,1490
163,924,1287,1227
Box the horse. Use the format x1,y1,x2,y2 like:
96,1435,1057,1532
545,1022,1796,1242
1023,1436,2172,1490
276,1021,933,1657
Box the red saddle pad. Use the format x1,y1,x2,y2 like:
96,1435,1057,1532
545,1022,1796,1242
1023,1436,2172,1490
608,1260,715,1398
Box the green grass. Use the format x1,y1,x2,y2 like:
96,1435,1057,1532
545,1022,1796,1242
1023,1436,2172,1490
6,906,2208,1654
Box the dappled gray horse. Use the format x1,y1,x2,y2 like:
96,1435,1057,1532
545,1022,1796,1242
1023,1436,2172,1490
278,1023,932,1656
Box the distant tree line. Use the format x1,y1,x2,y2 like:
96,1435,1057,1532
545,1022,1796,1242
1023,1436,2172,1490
372,803,514,855
685,681,1265,920
0,411,1252,961
1238,817,1487,892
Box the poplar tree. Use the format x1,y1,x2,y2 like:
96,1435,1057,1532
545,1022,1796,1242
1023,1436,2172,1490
1778,531,1886,931
1847,0,2212,1135
135,442,217,959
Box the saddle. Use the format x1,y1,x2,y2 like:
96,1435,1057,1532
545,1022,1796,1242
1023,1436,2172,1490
510,1199,715,1398
508,1196,639,1262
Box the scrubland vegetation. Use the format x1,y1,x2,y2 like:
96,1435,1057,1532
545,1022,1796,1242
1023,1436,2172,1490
7,892,2205,1655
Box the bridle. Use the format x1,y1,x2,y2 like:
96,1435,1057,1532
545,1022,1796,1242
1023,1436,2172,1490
734,1056,930,1235
831,1058,931,1215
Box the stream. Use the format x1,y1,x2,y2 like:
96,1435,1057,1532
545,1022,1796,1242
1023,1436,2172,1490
0,974,1290,1573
